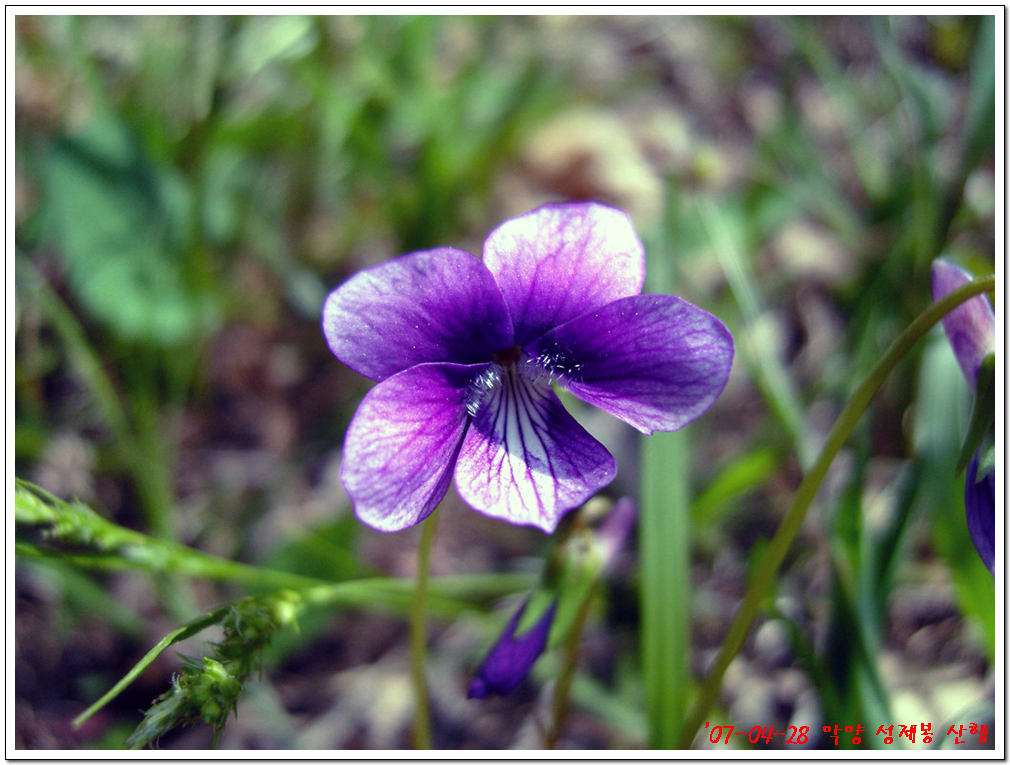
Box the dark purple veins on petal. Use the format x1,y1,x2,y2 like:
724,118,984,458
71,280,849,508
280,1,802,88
455,364,616,533
529,294,734,434
340,362,484,532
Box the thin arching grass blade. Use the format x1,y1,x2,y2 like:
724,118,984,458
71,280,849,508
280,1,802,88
73,602,238,729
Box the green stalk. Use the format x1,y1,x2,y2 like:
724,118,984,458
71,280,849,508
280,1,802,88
676,273,995,748
17,478,536,607
640,183,693,748
410,509,438,749
641,430,690,748
544,581,598,749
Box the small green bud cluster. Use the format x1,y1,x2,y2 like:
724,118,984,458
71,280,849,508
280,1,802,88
126,593,301,749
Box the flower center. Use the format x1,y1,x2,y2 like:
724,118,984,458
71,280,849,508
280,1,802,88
493,345,524,367
467,346,552,418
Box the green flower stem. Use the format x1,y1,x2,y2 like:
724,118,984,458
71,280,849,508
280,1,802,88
16,478,319,591
676,274,995,749
16,478,535,614
544,580,598,749
75,567,535,734
410,508,439,749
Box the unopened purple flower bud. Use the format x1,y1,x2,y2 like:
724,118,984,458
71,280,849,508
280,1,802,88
931,258,996,576
595,497,637,572
930,259,995,387
468,599,557,699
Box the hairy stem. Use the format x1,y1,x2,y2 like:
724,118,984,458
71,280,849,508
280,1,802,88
676,274,995,748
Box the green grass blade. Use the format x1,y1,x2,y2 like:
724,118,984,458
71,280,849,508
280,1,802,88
640,429,690,748
73,602,237,728
694,196,814,469
640,187,692,748
691,447,779,527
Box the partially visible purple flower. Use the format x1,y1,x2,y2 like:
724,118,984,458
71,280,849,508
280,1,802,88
965,454,995,574
467,598,557,699
931,258,996,575
323,202,734,533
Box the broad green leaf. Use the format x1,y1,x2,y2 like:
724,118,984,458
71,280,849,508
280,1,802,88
41,118,218,346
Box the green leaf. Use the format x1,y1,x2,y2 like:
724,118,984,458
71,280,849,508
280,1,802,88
692,447,779,526
40,118,218,346
975,442,995,479
639,186,692,748
962,17,996,176
694,195,814,469
914,341,995,658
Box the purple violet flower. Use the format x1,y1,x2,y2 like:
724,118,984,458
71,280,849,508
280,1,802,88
931,258,996,575
323,202,734,533
467,598,557,699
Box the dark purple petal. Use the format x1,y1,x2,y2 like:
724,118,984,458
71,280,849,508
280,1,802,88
455,367,616,533
468,599,557,699
965,454,995,575
529,294,734,434
322,248,513,382
931,259,995,386
340,363,483,532
482,202,645,346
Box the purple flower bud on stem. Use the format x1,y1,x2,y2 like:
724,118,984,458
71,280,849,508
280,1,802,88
931,259,995,387
931,258,996,575
467,598,557,699
595,497,637,572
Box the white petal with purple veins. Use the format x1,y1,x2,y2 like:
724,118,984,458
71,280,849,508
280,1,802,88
455,365,616,533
